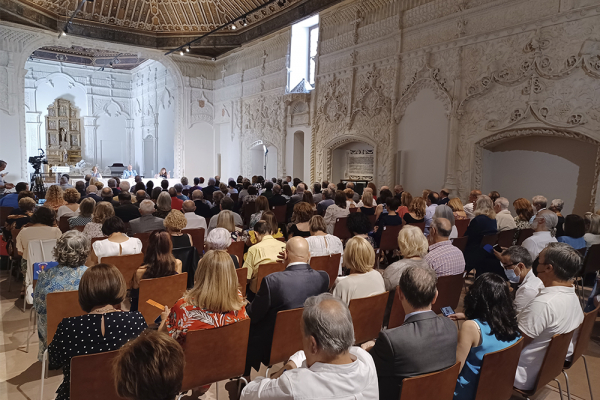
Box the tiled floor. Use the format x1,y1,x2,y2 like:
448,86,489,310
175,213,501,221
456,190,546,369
1,269,598,400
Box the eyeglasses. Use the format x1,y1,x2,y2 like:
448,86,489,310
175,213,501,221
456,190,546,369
502,262,518,269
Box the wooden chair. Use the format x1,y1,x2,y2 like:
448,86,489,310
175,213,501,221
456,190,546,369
102,253,145,290
473,338,524,400
231,193,239,203
431,274,464,315
0,205,13,227
310,253,341,290
58,216,70,233
333,217,352,241
181,319,251,395
452,236,468,252
243,200,255,228
256,262,285,292
515,228,534,246
134,232,152,254
562,305,600,400
368,215,376,227
349,207,358,213
513,331,576,399
497,228,517,248
227,241,245,268
399,362,461,400
480,233,498,247
348,292,389,344
387,288,405,329
41,290,86,400
74,225,85,232
271,205,287,224
379,225,403,252
70,350,122,400
236,267,248,297
138,273,188,325
575,244,600,306
455,219,469,238
408,222,425,233
182,228,205,255
265,308,304,376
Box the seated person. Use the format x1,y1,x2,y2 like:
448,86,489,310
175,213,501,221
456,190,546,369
207,227,240,267
243,220,287,294
449,273,521,399
16,207,62,279
244,237,329,378
33,231,89,361
366,266,458,400
324,190,350,234
305,215,344,275
288,202,313,239
114,330,184,400
114,191,141,223
332,236,385,305
403,197,426,224
498,246,543,314
4,196,36,234
514,242,584,391
82,201,114,240
68,197,95,229
182,200,207,231
208,196,243,231
247,211,284,245
191,189,212,218
48,264,147,400
463,195,500,277
163,209,193,249
56,188,80,220
557,214,586,250
89,216,143,264
371,196,403,246
425,218,465,277
129,200,166,234
521,209,558,260
130,230,182,311
242,293,378,400
249,196,270,230
346,212,377,248
217,210,245,242
153,192,172,219
383,225,428,291
121,164,138,178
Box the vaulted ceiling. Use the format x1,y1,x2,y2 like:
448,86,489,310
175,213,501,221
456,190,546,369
0,0,343,58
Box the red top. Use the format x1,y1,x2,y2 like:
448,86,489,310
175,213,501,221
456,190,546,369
166,293,248,345
171,196,184,211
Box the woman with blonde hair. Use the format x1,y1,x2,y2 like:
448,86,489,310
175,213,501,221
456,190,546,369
383,225,429,291
404,197,426,224
358,191,375,216
344,188,357,208
43,185,66,211
82,201,114,239
449,197,468,220
513,198,533,230
464,195,499,277
91,166,102,178
56,188,80,220
153,191,172,219
396,191,412,219
217,209,245,242
306,215,344,275
164,209,193,248
249,195,269,229
332,236,385,305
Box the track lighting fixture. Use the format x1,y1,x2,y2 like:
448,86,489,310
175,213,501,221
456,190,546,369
180,50,184,56
186,46,190,52
231,23,237,30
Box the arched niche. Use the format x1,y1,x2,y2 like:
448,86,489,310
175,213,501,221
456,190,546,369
247,140,278,179
476,129,600,214
329,139,375,185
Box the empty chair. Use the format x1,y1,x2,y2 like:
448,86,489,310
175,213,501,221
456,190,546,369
138,273,188,325
70,350,121,400
333,217,352,241
236,267,248,297
271,205,286,223
101,253,145,290
256,262,285,292
473,339,524,400
379,225,403,252
348,292,388,344
497,228,517,248
265,308,304,376
452,236,468,252
431,274,464,315
134,232,152,253
309,254,341,290
399,362,461,400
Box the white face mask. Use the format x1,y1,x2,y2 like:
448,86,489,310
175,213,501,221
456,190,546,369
504,266,521,283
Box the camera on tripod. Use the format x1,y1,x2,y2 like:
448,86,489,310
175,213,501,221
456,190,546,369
29,149,48,172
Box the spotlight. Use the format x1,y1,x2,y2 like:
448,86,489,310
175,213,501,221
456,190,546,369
185,46,190,52
179,50,184,56
242,18,248,26
231,24,236,30
61,29,67,37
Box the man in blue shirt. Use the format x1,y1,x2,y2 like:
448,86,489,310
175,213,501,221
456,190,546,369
0,181,28,209
122,164,138,178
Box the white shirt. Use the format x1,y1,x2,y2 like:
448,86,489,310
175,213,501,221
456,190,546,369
305,234,344,275
583,233,600,249
515,286,583,390
241,347,379,400
514,269,544,314
184,212,207,235
92,237,143,262
496,209,517,232
521,231,557,260
424,204,438,236
464,203,475,220
208,211,243,232
56,205,79,220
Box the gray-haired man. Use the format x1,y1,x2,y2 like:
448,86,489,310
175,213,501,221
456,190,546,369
242,293,378,400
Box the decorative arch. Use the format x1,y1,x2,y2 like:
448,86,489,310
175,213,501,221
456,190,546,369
323,134,378,183
474,128,600,211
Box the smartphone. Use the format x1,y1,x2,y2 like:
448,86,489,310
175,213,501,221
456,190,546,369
37,198,46,205
441,306,455,317
493,244,503,253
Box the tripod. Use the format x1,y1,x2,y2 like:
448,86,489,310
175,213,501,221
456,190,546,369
30,169,46,199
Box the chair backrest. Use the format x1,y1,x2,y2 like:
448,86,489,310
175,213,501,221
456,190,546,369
348,292,389,344
74,225,85,232
236,267,248,297
27,239,58,284
243,201,255,227
58,216,70,233
134,232,152,254
349,207,358,213
455,219,469,238
581,244,600,277
569,305,600,366
256,262,285,292
271,205,287,224
527,331,575,394
0,206,13,227
227,241,245,268
333,217,352,241
46,290,86,344
451,236,468,252
269,308,304,366
138,273,188,324
408,222,425,233
480,234,498,247
231,193,239,203
101,253,145,290
368,215,376,227
182,228,205,255
70,350,122,400
497,228,517,248
431,274,464,314
399,362,461,400
474,338,524,400
310,253,341,290
516,228,534,246
181,318,251,392
172,247,198,288
379,225,403,251
387,288,406,329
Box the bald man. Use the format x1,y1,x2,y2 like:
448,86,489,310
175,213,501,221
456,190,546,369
182,199,207,232
244,236,330,378
464,189,482,220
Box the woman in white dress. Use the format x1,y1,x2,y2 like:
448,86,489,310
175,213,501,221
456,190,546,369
305,215,344,275
89,216,142,264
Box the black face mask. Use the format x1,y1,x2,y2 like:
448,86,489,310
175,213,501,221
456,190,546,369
532,257,540,277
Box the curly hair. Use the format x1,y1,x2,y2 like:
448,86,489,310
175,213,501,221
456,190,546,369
397,225,428,258
18,197,37,212
464,272,520,342
346,212,373,234
409,197,426,219
292,202,314,223
92,202,115,224
63,188,81,204
163,209,187,232
448,197,464,213
513,198,534,222
44,185,65,207
31,207,56,226
53,231,90,268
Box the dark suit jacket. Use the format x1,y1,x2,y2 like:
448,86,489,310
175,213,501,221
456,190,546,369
245,263,329,371
78,193,101,203
194,200,212,219
370,311,457,400
268,194,288,207
99,198,120,208
114,203,141,223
